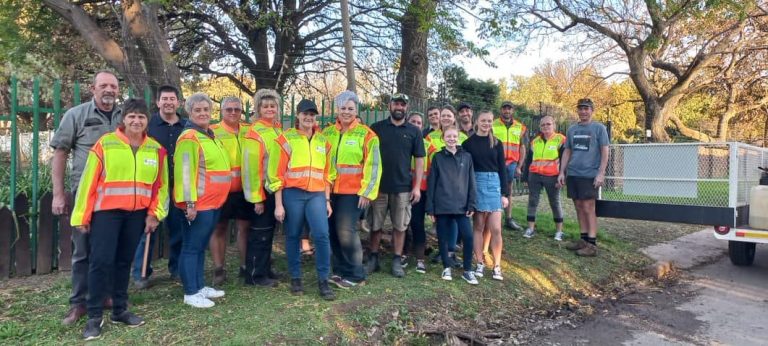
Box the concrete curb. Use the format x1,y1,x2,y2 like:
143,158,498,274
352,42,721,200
640,229,726,278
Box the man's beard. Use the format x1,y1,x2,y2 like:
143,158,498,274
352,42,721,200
390,110,405,120
100,95,116,106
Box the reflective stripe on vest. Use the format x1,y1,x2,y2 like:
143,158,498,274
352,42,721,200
492,118,526,165
174,128,232,210
274,128,330,192
530,133,565,176
212,122,248,192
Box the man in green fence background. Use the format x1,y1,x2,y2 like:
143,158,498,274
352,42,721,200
50,70,121,325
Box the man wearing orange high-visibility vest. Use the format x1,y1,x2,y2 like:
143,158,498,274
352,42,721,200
493,101,527,231
70,99,168,340
209,96,252,286
523,116,565,241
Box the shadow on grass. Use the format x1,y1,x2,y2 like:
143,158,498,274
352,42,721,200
0,207,650,344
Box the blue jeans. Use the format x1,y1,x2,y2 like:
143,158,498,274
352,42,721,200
506,162,519,182
282,188,331,281
329,194,366,282
436,214,473,271
132,206,186,280
179,209,219,295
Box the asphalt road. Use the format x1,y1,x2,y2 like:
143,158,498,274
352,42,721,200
538,230,768,346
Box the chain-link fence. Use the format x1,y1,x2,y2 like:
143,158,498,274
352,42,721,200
601,142,768,208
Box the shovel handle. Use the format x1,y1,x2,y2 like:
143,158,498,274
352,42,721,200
141,233,151,279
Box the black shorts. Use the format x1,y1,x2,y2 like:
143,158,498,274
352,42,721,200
219,191,256,221
250,193,276,229
566,176,598,200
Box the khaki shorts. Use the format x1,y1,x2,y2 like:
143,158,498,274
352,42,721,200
371,192,411,232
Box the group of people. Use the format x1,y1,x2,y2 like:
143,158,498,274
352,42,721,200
50,71,609,340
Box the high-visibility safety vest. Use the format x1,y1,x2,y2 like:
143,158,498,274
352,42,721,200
412,137,437,190
241,119,283,202
211,121,249,192
323,119,382,200
71,129,169,227
426,129,468,153
530,133,566,176
268,127,331,193
492,118,527,165
174,126,231,210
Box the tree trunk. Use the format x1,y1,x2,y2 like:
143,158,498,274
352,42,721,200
396,0,437,103
340,0,356,92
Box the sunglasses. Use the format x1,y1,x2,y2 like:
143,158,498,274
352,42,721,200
224,107,242,113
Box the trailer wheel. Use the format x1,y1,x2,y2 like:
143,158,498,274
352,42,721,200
728,241,756,266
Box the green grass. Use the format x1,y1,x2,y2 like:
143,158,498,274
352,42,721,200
601,180,729,207
0,207,650,344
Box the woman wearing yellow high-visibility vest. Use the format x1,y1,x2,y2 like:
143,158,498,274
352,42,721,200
269,99,335,300
322,91,381,288
174,93,231,308
426,105,468,151
71,98,168,339
524,115,565,241
241,89,283,287
209,96,251,286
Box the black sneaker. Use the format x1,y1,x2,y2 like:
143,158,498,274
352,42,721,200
83,318,103,341
110,311,145,327
318,280,336,301
290,278,304,296
328,275,353,289
366,253,380,274
246,277,278,287
506,218,523,231
268,267,285,280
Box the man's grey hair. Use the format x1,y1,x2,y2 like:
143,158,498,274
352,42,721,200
334,90,359,109
221,96,242,107
185,93,213,113
92,70,118,85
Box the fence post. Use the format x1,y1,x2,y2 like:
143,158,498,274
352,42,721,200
31,78,41,271
10,76,17,211
73,81,81,105
144,86,151,107
320,98,326,126
53,79,62,129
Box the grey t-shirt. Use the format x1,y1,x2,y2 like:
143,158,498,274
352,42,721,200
49,100,120,188
564,121,609,178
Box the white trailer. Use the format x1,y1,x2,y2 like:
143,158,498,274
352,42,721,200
596,142,768,266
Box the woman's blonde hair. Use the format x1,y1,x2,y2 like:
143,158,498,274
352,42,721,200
252,89,280,120
475,110,498,148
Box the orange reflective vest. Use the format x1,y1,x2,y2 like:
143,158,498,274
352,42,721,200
268,127,331,192
71,129,169,227
530,133,565,176
492,118,527,165
323,119,381,200
173,126,231,210
241,119,283,202
211,121,249,192
412,137,437,190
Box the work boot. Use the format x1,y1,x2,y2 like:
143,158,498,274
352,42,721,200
62,305,87,325
290,278,304,296
213,267,226,286
565,239,589,251
318,280,336,301
576,243,598,257
134,278,150,290
391,256,405,278
366,253,380,274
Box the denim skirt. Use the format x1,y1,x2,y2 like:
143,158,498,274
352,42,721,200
474,172,502,212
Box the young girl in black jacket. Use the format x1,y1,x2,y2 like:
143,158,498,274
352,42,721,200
426,126,478,284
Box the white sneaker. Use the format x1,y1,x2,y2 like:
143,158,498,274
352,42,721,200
492,266,503,281
474,263,485,278
184,292,215,308
199,286,225,299
441,268,452,281
554,231,564,241
523,228,535,238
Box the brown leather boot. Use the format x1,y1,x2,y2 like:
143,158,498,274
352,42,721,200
62,305,87,325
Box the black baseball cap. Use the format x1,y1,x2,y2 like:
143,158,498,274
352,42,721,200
577,98,594,108
457,102,472,111
296,99,318,114
391,93,409,104
501,101,514,108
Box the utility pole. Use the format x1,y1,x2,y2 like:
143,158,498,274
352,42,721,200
340,0,356,92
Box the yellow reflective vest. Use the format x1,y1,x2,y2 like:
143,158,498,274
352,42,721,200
492,118,526,165
211,121,249,192
71,129,169,227
426,129,468,153
530,133,565,177
173,126,231,210
268,127,331,193
323,119,381,200
241,119,283,202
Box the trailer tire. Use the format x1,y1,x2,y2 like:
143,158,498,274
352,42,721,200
728,241,756,266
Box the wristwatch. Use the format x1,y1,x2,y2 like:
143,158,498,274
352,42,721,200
186,202,196,209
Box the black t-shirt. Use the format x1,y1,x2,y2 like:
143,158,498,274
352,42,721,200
370,117,426,193
462,134,510,197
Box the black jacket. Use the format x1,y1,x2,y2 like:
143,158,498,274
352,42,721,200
426,146,477,215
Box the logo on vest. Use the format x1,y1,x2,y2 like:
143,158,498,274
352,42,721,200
144,158,158,166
